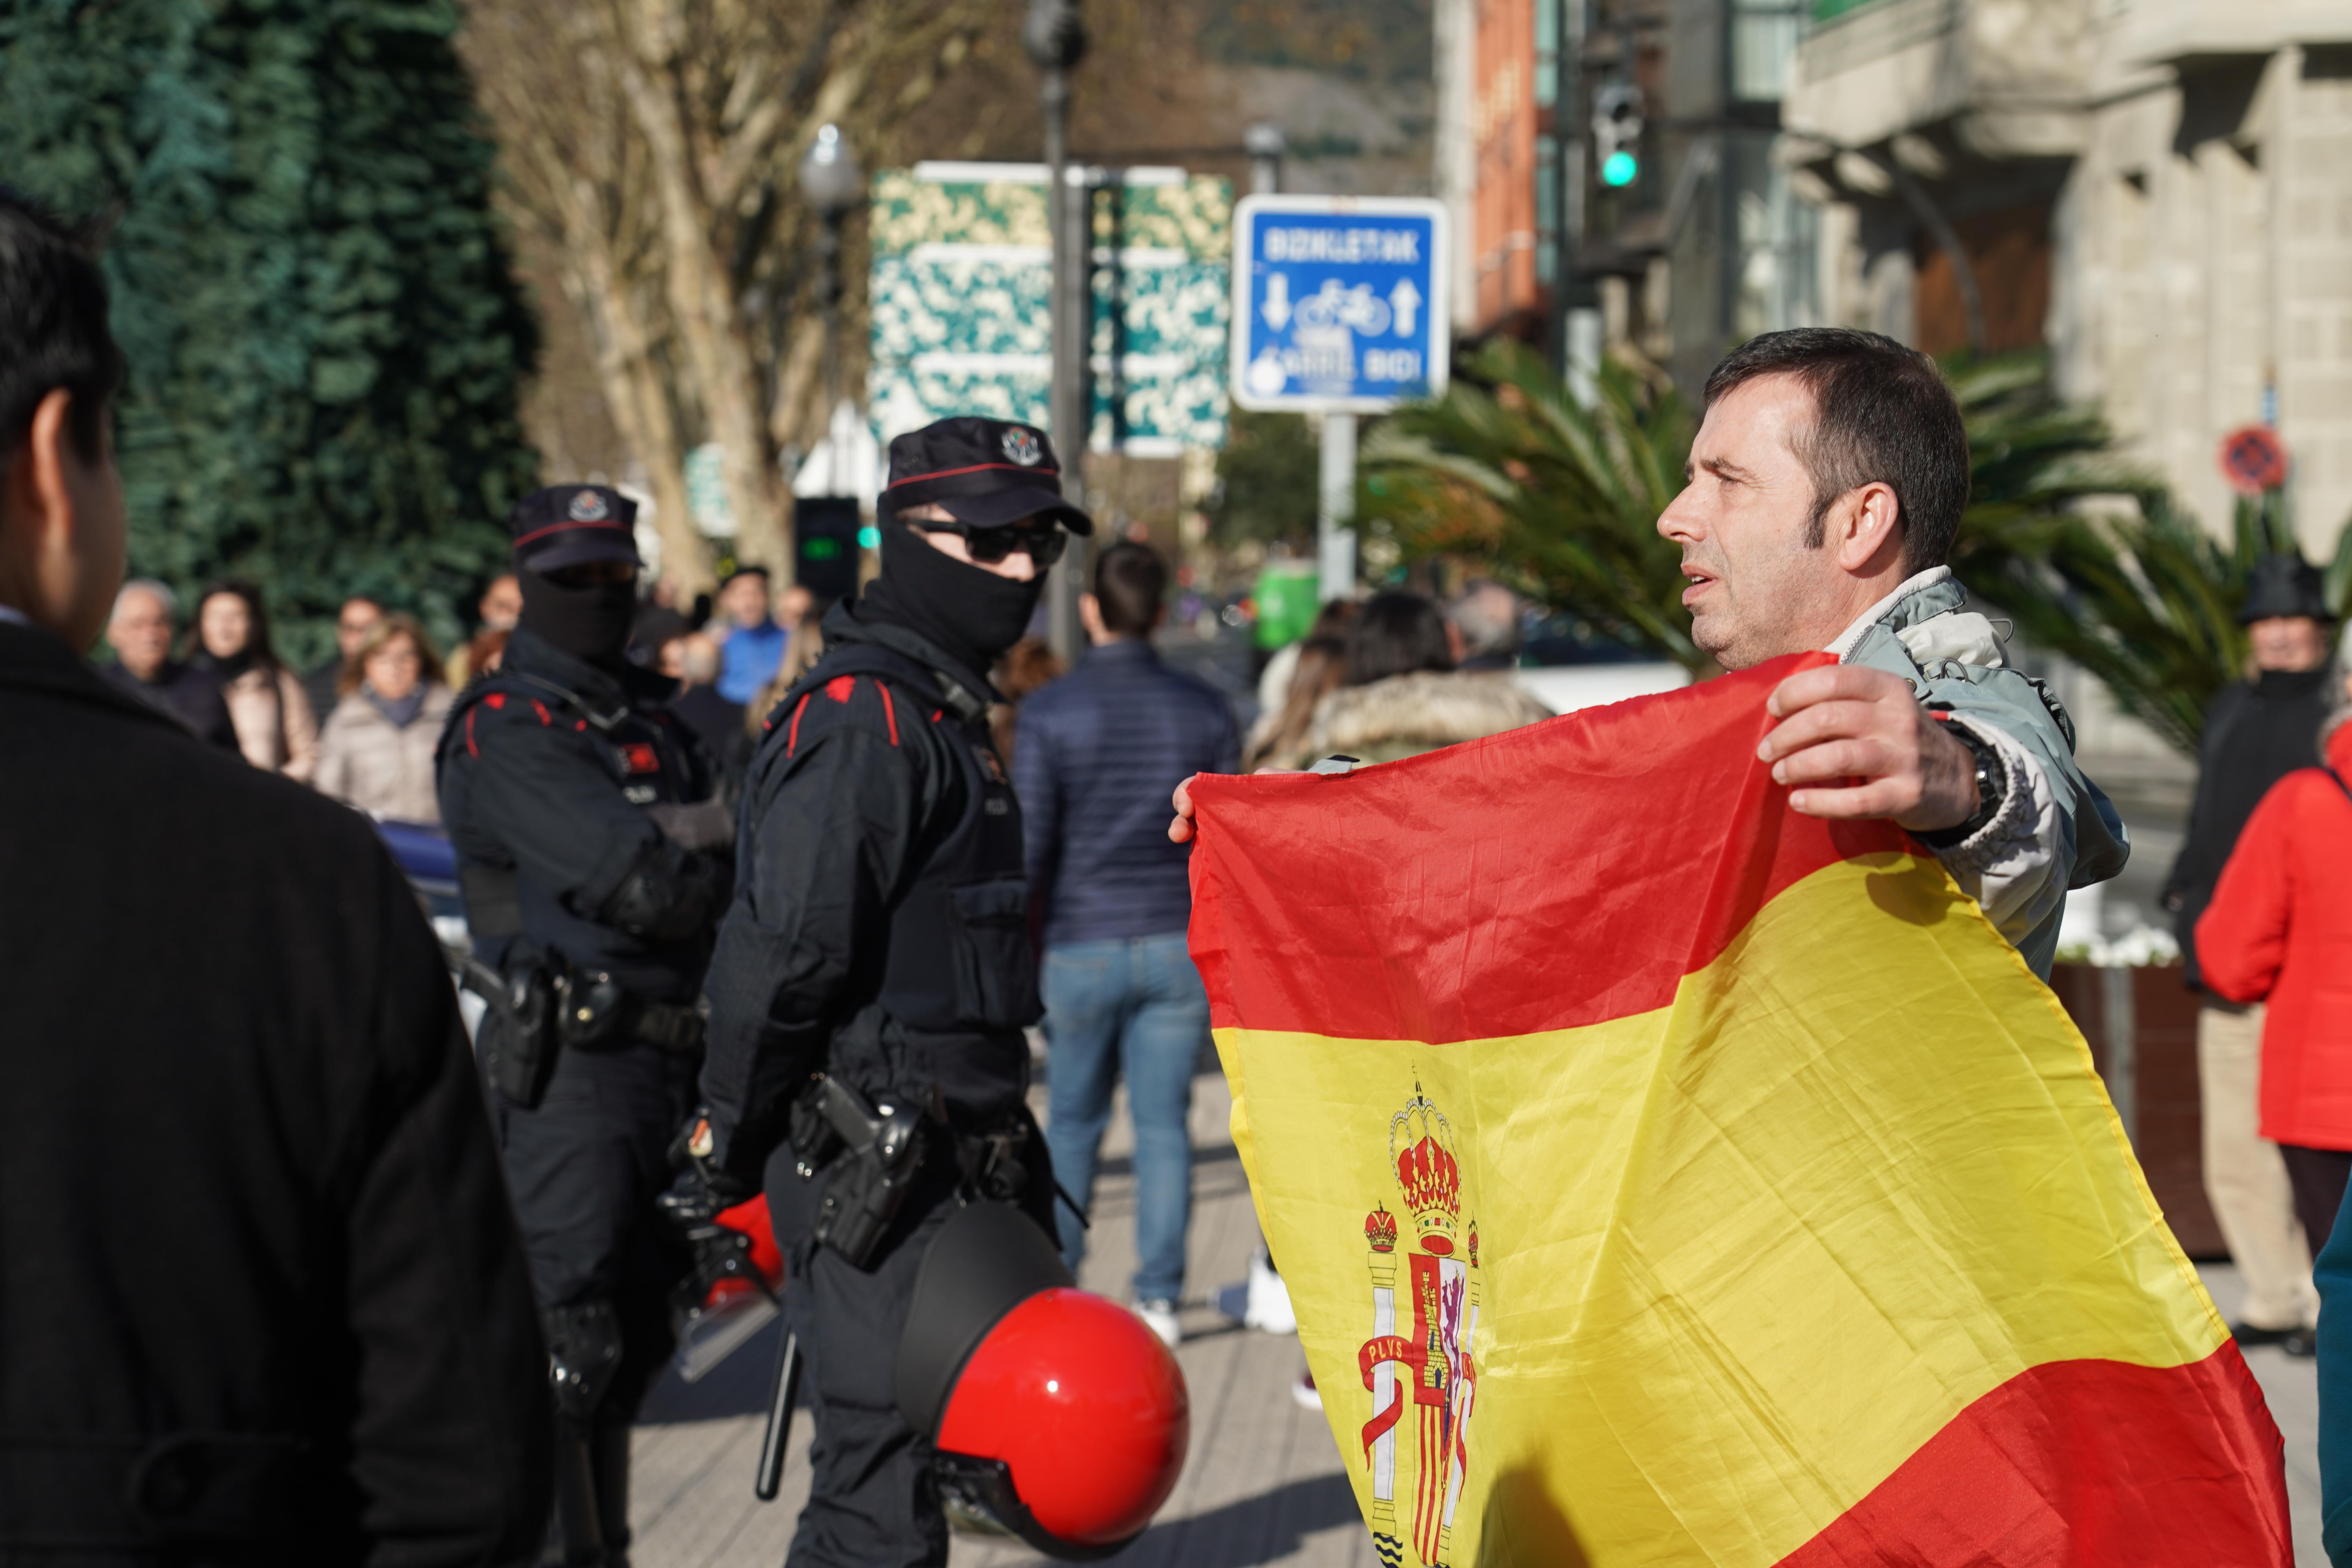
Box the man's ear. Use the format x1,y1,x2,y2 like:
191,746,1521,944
1078,592,1105,639
2,392,73,571
1832,481,1904,574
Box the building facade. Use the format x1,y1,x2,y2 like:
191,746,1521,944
1435,1,1822,392
1784,0,2352,556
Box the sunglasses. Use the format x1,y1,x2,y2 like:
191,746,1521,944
916,519,1068,568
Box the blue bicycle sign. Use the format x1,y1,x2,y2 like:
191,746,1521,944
1229,196,1450,414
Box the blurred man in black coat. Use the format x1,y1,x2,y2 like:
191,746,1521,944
0,187,550,1563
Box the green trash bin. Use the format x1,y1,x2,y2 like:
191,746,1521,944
1254,561,1322,652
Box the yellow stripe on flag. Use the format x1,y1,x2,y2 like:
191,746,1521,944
1221,853,2224,1568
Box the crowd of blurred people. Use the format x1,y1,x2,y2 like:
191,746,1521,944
90,559,849,831
98,536,1561,866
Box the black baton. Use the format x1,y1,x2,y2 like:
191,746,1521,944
755,1329,803,1502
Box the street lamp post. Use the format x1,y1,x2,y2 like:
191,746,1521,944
799,123,864,496
1244,121,1285,197
1025,0,1089,660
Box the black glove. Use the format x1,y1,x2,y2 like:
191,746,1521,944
602,839,728,944
656,1112,768,1310
665,1107,759,1209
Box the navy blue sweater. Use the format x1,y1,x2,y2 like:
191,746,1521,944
1013,638,1240,946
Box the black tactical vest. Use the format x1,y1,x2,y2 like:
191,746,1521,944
755,635,1038,1120
438,641,715,1002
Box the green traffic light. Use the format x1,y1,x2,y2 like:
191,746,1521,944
857,525,880,549
1602,150,1638,188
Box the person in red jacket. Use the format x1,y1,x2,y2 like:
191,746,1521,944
2198,663,2352,1267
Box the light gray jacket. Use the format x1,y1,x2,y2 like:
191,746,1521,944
314,685,454,825
1829,567,2129,978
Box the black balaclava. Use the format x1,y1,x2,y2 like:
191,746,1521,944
518,566,638,666
859,516,1044,677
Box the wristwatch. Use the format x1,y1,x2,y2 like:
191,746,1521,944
1915,715,2007,848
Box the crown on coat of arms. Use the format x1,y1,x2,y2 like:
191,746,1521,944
1365,1204,1399,1253
1390,1086,1460,1254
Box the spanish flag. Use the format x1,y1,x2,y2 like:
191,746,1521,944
1187,653,2288,1567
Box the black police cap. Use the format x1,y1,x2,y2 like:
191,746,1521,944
878,417,1094,535
510,485,644,573
2239,554,2332,625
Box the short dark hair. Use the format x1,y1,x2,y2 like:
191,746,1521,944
721,566,770,588
1347,591,1455,686
0,188,125,483
1702,328,1969,571
1091,541,1167,637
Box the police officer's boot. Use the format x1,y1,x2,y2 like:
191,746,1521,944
550,1420,607,1566
544,1301,625,1567
591,1417,633,1568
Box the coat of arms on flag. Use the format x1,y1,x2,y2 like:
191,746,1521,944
1357,1086,1480,1568
1187,653,2289,1568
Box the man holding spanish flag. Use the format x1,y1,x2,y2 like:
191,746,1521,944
1170,330,2290,1565
1177,326,2129,975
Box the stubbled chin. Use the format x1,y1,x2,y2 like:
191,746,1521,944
1689,611,1750,670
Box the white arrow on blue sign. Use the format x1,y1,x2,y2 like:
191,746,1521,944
1228,195,1450,414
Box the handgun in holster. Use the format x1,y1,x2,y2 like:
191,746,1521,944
457,954,561,1107
454,860,565,1107
789,1076,930,1269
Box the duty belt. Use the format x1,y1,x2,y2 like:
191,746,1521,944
631,997,706,1053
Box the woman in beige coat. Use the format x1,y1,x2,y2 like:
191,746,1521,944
1298,590,1552,766
314,615,454,824
188,583,319,781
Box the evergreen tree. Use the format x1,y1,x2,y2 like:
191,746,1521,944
0,0,537,660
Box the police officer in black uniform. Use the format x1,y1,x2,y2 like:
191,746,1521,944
694,418,1090,1567
437,485,730,1566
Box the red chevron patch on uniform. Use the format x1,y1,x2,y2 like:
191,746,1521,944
826,675,857,703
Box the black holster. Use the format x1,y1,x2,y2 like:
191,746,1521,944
477,962,559,1107
789,1077,929,1270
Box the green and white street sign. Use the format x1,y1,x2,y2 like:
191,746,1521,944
868,162,1232,457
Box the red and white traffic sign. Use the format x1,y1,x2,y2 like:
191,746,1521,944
2218,425,2288,495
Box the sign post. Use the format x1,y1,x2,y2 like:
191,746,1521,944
1230,196,1450,601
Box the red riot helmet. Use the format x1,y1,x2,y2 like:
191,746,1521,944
894,1202,1190,1559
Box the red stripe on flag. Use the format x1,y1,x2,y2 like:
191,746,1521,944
1775,1344,2288,1567
1187,652,1908,1041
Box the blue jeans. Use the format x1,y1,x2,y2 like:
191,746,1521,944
1042,933,1207,1304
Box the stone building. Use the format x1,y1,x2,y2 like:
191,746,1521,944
1782,0,2352,558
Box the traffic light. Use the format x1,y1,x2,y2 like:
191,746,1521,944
1593,82,1645,190
795,495,863,603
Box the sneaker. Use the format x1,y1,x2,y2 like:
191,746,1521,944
1137,1299,1181,1348
1244,1252,1297,1336
1292,1370,1321,1411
